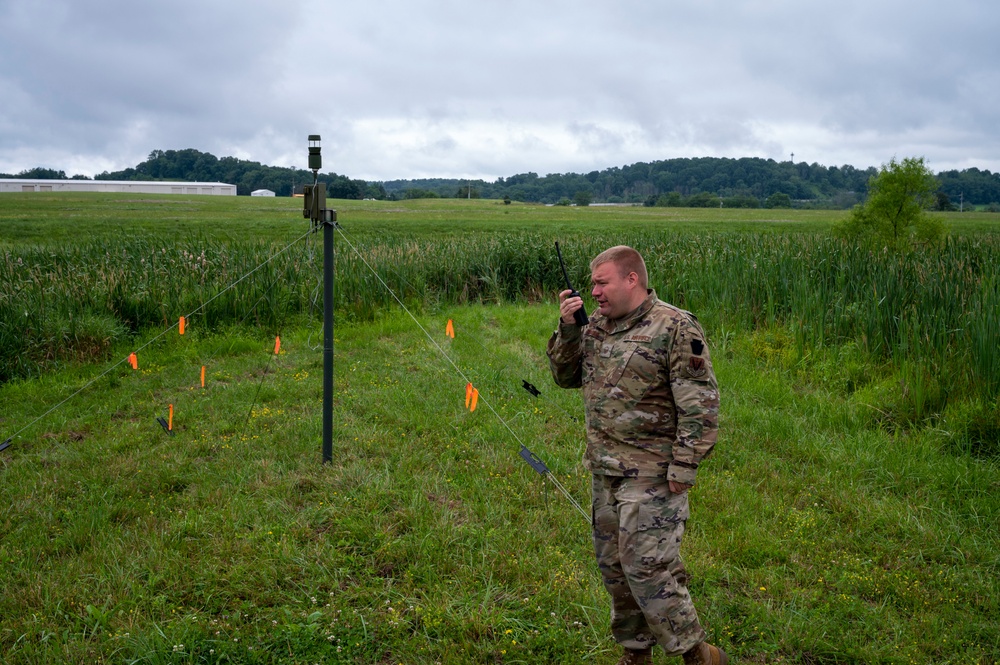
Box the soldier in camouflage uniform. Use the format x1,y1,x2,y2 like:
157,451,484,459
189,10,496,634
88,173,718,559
547,246,728,665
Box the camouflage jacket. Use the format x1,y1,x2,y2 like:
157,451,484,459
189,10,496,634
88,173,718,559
546,290,719,485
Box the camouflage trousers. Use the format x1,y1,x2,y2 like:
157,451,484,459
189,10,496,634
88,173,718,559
592,475,706,656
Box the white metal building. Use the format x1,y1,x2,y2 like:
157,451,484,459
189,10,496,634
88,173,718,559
0,179,237,195
251,189,276,197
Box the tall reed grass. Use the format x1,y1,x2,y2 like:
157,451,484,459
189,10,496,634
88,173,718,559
4,231,999,414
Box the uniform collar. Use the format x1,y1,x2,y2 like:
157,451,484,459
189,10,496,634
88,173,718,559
596,290,657,335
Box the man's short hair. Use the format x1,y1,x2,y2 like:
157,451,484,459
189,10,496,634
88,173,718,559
590,245,648,288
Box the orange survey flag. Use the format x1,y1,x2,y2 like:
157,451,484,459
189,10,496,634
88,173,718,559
465,382,479,411
200,365,206,388
128,353,138,370
168,404,174,431
446,319,455,338
274,336,281,355
179,316,186,335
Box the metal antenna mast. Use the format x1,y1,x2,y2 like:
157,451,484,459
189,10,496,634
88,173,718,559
304,135,337,463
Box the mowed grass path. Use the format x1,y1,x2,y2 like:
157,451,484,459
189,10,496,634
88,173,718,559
1,303,997,664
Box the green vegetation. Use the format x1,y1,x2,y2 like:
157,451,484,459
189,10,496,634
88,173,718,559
1,305,997,663
836,157,945,249
0,193,846,246
374,158,1000,208
10,148,1000,207
0,149,378,198
2,196,999,418
1,193,999,662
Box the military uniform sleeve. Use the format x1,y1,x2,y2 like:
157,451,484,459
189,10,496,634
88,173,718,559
546,321,584,389
666,317,719,486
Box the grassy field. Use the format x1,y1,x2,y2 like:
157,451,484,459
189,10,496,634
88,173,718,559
0,194,843,244
1,193,994,246
1,306,997,664
3,195,1000,420
1,194,999,663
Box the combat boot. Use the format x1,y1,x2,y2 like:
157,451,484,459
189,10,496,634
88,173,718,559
682,641,728,665
615,647,653,665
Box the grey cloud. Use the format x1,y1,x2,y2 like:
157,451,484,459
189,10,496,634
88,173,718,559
2,0,999,179
567,122,627,154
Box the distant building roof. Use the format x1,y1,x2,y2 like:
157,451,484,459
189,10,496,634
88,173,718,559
0,179,237,195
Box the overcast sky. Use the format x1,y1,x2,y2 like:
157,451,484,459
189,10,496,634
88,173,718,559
1,0,998,181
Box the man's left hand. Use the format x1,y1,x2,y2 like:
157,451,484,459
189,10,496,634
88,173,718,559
668,480,692,494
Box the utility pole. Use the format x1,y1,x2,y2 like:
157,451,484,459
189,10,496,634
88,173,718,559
303,135,337,464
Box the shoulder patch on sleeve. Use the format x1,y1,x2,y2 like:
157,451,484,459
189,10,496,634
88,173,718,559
686,356,707,378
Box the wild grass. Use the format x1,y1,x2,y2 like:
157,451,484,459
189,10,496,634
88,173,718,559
3,195,1000,439
0,193,841,245
2,194,999,662
0,306,996,663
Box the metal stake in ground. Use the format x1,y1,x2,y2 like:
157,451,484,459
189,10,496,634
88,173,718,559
304,135,338,464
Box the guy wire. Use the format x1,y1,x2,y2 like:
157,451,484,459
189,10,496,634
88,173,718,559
334,227,589,523
238,236,310,434
2,228,313,451
333,224,581,424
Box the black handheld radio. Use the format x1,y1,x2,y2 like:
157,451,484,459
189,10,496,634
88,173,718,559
555,242,589,326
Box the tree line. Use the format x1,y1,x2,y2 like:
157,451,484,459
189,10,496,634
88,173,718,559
102,149,386,199
5,151,1000,208
0,150,381,199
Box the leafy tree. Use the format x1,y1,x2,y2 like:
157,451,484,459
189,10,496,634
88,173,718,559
937,167,1000,205
30,149,1000,209
835,157,944,248
403,188,439,199
364,183,387,200
655,192,682,207
574,190,592,207
16,167,66,179
830,191,862,209
686,191,720,208
764,192,792,208
93,148,369,197
326,174,364,199
934,191,955,211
